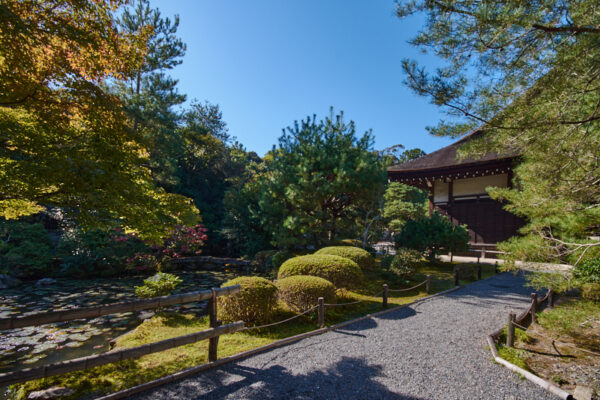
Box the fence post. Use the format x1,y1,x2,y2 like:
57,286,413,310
507,312,516,348
548,289,554,308
477,264,482,280
382,284,388,309
208,289,221,362
530,293,538,324
454,267,459,287
318,297,324,329
494,261,499,274
426,275,431,294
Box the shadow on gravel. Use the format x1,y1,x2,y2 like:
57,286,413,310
376,306,417,321
335,315,378,331
172,356,428,400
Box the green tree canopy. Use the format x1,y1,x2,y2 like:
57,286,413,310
396,0,600,266
383,182,428,233
0,0,198,241
258,109,387,248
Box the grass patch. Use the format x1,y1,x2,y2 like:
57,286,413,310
497,343,531,372
10,261,484,399
537,298,600,336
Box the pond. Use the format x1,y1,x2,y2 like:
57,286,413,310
0,269,237,399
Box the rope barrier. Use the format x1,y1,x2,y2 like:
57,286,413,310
512,321,600,357
240,305,319,331
387,280,426,293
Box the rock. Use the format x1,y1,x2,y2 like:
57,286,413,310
35,278,57,286
573,386,593,400
28,386,74,399
0,274,21,289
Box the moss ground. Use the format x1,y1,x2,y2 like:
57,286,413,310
10,260,491,399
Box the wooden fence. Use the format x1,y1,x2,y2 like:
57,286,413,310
0,285,243,386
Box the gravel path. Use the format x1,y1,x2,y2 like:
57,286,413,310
130,272,556,400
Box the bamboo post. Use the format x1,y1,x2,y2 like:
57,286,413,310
425,275,431,294
318,297,324,328
477,264,482,280
208,289,221,362
507,312,516,348
382,284,388,309
454,267,459,287
548,289,554,308
531,293,538,324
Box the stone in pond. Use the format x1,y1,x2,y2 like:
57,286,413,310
35,278,57,286
22,354,47,364
64,341,83,348
28,386,74,399
32,342,57,354
68,333,91,342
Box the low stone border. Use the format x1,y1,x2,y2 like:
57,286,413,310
95,285,462,400
486,320,573,399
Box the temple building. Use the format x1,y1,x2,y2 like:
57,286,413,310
387,131,525,245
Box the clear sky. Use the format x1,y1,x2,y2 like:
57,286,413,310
150,0,455,156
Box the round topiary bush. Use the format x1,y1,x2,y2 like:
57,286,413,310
217,276,278,325
276,275,336,312
335,239,362,247
315,246,375,271
278,254,362,288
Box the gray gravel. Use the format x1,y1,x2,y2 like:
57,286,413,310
130,272,556,400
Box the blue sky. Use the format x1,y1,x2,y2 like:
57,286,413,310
151,0,455,156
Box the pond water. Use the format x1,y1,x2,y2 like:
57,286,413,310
0,269,237,399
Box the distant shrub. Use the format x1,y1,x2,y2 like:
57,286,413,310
271,250,293,269
315,246,375,271
276,275,336,312
456,266,476,281
335,239,362,247
380,254,395,269
135,272,182,299
390,248,422,279
581,283,600,302
278,254,362,288
252,250,278,271
218,276,278,325
0,220,54,279
395,212,469,260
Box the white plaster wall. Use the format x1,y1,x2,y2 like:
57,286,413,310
433,179,449,203
453,174,508,196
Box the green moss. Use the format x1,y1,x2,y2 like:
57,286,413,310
497,344,531,372
537,298,600,336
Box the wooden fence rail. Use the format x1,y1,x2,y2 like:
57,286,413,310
0,285,241,331
0,321,244,386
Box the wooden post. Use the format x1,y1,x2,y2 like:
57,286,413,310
507,312,516,348
531,293,538,324
318,297,324,329
477,264,482,280
208,289,221,362
425,275,431,294
548,289,554,308
450,252,453,263
454,267,459,286
382,284,388,309
494,261,499,274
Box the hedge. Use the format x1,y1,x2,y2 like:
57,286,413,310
278,254,362,288
218,276,278,325
315,246,375,271
276,275,336,312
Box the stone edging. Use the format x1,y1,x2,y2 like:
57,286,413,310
486,320,573,399
95,285,462,400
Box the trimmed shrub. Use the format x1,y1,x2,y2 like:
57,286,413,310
380,254,395,269
278,254,362,288
390,248,422,279
276,275,336,312
135,272,182,299
218,276,278,325
315,246,375,271
0,220,54,279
